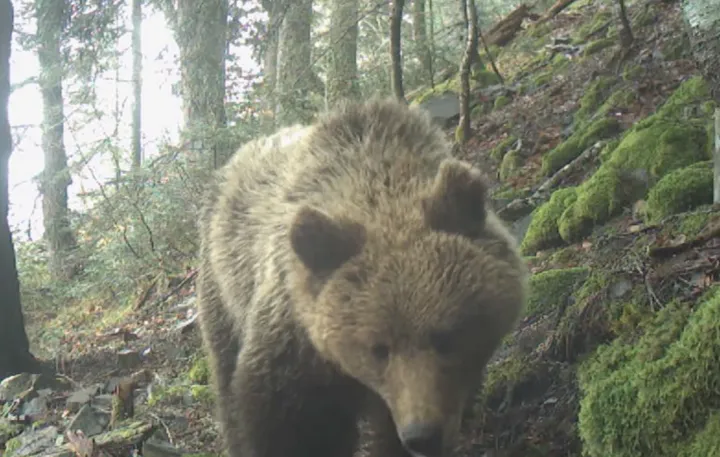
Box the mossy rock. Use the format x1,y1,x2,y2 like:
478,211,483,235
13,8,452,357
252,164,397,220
631,5,657,27
646,161,713,222
583,37,615,56
500,150,523,181
494,95,511,110
661,33,691,61
551,53,570,70
541,116,621,175
578,287,720,457
526,267,590,318
521,187,578,254
490,134,518,161
555,77,713,242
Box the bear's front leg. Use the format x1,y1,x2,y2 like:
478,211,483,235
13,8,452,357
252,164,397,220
224,346,361,457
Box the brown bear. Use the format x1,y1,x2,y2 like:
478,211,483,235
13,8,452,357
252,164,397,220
196,97,527,457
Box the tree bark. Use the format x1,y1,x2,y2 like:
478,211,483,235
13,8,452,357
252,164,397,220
131,0,142,168
275,0,318,125
327,0,359,106
36,0,78,281
390,0,405,101
173,0,228,166
260,0,283,123
681,0,720,201
0,0,42,381
457,0,478,143
412,0,433,87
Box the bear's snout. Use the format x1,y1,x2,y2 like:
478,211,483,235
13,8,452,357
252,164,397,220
399,422,444,457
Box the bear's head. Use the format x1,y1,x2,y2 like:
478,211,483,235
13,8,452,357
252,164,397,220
289,158,527,457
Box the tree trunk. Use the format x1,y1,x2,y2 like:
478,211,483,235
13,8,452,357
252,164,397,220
412,0,433,87
131,0,142,168
457,0,478,143
174,0,228,166
0,0,42,381
615,0,633,48
327,0,359,106
275,0,317,125
681,0,720,201
260,0,283,123
390,0,405,101
36,0,78,281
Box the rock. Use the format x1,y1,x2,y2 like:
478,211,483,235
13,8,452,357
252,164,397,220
0,417,24,446
117,350,142,370
67,404,110,438
65,390,92,413
511,212,535,244
6,425,60,457
91,394,113,411
0,373,35,401
21,395,49,421
417,92,460,127
610,277,633,299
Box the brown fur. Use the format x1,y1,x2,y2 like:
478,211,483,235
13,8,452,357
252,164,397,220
196,98,528,457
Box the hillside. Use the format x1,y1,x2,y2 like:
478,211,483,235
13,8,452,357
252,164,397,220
2,0,719,457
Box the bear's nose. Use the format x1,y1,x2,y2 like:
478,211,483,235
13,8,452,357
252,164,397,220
399,422,444,457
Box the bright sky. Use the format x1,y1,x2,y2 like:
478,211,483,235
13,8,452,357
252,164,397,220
7,7,257,242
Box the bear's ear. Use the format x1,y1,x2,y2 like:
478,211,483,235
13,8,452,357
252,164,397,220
422,159,489,237
290,206,367,274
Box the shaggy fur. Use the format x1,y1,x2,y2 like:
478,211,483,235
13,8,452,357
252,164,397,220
196,98,528,457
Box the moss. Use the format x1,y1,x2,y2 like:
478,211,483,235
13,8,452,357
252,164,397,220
646,161,713,222
480,353,536,403
551,53,570,70
526,267,590,317
598,87,637,115
631,6,657,27
4,436,21,457
574,76,617,125
521,187,578,254
494,95,511,110
455,124,466,144
573,9,612,43
528,22,552,38
622,64,643,81
556,77,713,242
493,185,528,201
578,288,720,457
490,134,518,161
533,71,553,88
472,70,501,88
679,211,713,238
684,413,720,456
583,37,615,56
499,150,523,181
541,117,621,175
661,33,691,61
188,356,210,385
190,384,215,406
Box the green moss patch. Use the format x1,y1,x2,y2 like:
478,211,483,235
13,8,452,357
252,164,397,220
494,95,511,110
541,116,621,175
490,134,518,161
575,76,617,125
573,10,612,43
188,356,210,384
646,161,713,222
521,188,578,254
500,150,523,181
583,37,615,56
526,267,590,318
578,287,720,457
552,76,713,243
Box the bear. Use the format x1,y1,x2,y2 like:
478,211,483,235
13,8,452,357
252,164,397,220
196,97,528,457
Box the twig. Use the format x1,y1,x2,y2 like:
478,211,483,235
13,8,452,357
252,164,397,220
147,412,175,446
155,269,198,306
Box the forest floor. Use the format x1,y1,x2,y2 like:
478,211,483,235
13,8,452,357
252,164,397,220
3,0,719,456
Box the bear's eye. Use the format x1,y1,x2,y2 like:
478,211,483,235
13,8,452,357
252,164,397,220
371,343,390,361
430,331,454,355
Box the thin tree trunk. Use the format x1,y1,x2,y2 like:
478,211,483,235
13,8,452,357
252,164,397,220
131,0,142,168
327,0,359,106
261,0,282,123
0,0,42,380
615,0,633,48
428,0,435,88
458,0,478,143
36,0,78,280
479,26,503,84
390,0,405,100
